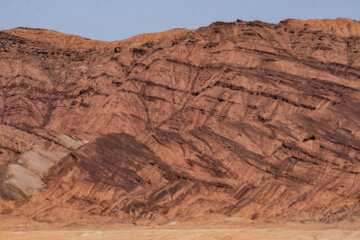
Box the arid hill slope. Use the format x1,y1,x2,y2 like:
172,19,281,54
0,18,360,224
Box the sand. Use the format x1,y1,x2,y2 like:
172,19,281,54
1,227,360,240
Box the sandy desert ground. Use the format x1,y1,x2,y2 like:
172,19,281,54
1,227,360,240
0,217,359,240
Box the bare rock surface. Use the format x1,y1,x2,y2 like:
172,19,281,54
0,18,360,225
0,134,85,201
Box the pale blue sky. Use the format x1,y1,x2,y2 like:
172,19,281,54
0,0,359,41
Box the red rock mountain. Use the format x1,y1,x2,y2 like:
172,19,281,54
0,18,360,224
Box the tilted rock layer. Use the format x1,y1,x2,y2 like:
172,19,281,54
0,18,360,224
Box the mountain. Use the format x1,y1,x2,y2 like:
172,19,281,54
0,18,360,225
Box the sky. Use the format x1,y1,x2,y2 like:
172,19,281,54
0,0,359,41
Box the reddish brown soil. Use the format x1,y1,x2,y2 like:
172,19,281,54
0,18,360,225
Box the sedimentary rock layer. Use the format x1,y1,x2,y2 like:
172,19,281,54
0,18,360,224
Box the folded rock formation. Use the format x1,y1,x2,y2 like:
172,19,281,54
0,18,360,224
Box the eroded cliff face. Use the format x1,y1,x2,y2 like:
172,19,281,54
0,18,360,224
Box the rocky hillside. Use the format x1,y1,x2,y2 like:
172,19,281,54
0,18,360,224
